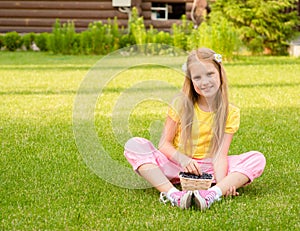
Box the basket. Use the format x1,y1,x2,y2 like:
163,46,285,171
179,173,214,191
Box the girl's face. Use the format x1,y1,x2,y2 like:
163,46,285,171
189,61,221,99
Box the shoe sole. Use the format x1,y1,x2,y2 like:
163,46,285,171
180,191,193,209
193,190,207,211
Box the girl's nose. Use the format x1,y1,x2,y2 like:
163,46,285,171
201,76,210,85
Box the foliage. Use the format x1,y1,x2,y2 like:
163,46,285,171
85,18,121,55
35,33,50,51
47,19,63,54
47,19,79,54
171,16,194,51
0,34,4,49
3,31,23,51
88,21,109,54
22,32,35,50
187,19,240,59
129,7,147,45
210,0,300,55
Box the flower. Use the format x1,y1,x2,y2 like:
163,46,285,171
213,54,222,63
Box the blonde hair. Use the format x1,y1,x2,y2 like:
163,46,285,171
180,48,229,157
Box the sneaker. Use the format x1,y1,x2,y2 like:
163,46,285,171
193,190,218,211
160,191,193,209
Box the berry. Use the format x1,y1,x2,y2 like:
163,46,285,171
179,171,213,180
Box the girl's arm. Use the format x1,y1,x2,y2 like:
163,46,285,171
159,116,201,175
213,133,233,183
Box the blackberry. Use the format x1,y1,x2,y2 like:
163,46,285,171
179,171,213,180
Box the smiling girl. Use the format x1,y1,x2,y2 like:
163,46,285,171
124,48,266,210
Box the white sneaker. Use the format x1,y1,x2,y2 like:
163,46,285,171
193,190,218,211
160,190,193,209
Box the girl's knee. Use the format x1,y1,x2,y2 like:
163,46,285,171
124,137,155,156
251,151,266,168
247,151,266,177
124,137,149,150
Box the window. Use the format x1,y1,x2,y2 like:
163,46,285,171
151,3,185,20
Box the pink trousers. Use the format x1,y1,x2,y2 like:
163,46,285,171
124,137,266,185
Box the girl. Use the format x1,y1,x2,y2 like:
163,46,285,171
124,48,266,210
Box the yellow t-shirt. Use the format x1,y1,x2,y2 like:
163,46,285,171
168,101,240,159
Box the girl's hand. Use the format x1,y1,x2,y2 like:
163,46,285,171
225,186,239,197
184,159,202,175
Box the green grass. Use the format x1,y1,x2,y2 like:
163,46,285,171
1,51,300,230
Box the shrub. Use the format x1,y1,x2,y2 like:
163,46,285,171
108,17,121,51
22,33,35,50
61,20,77,54
88,21,107,54
171,16,193,51
211,0,300,55
35,33,50,51
48,19,80,54
0,35,4,49
79,30,92,54
71,33,81,55
4,31,23,51
119,33,135,48
48,19,63,54
187,19,241,59
129,7,147,45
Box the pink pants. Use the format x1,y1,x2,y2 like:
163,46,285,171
124,137,266,185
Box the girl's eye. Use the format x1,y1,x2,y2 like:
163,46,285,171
193,76,201,80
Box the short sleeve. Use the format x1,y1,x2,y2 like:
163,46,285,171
167,95,183,122
225,104,240,134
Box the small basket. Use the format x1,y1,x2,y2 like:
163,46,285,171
179,173,214,191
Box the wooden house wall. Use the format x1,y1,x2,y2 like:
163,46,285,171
0,0,128,33
0,0,194,33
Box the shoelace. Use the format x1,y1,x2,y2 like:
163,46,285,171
159,192,169,204
159,192,177,206
205,191,217,207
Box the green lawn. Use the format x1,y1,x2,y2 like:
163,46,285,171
1,51,299,230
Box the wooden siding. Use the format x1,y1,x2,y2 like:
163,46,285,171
0,0,129,33
0,0,195,33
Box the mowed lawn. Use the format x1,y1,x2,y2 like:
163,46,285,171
0,51,299,230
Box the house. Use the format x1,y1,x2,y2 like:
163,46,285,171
0,0,209,33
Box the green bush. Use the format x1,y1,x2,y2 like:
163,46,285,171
48,19,63,54
71,33,81,55
0,35,4,49
119,33,135,48
79,30,92,54
129,7,147,45
4,31,23,51
61,20,77,54
211,0,299,55
171,16,194,51
187,19,240,59
108,17,121,51
88,21,108,54
47,19,80,54
22,33,35,50
35,33,50,51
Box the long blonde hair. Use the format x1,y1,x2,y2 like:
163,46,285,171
180,48,229,157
